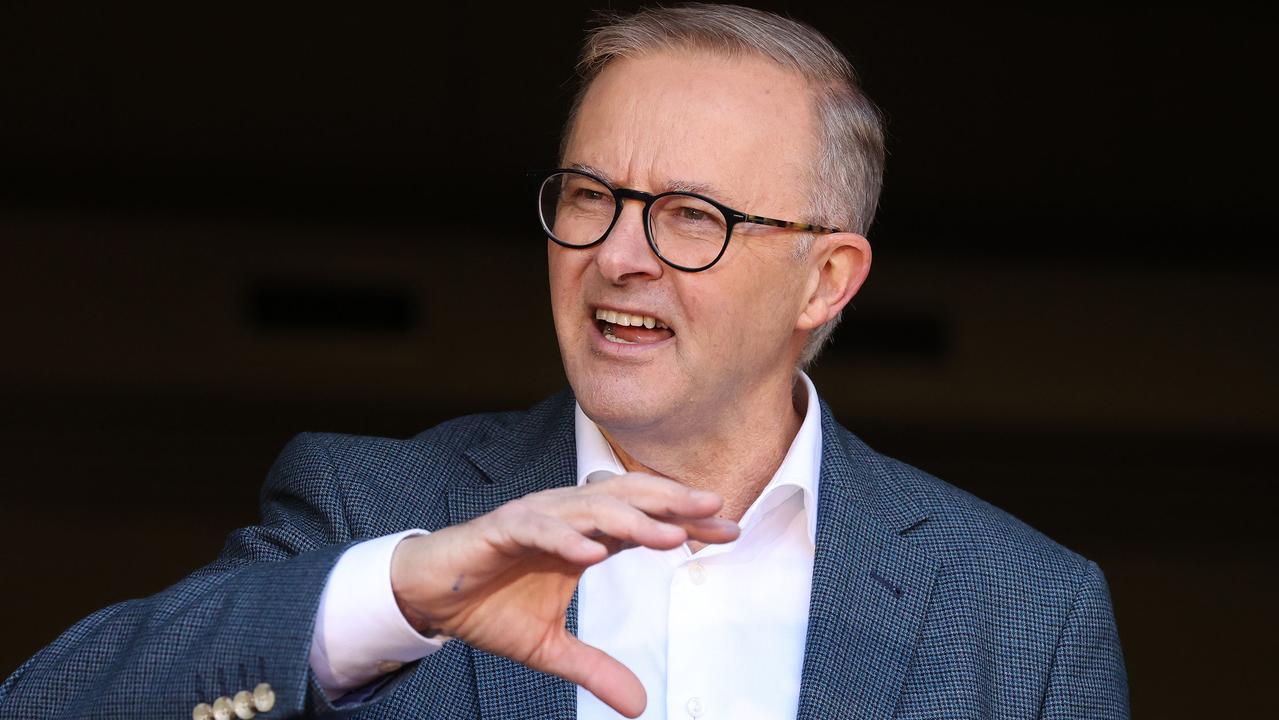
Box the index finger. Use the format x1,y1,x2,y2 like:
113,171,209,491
585,471,725,519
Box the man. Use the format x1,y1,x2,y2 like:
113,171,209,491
0,4,1129,719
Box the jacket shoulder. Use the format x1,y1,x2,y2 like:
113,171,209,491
305,408,527,474
833,428,1127,716
844,425,1090,582
276,391,574,533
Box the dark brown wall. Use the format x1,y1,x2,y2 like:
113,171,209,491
2,2,1276,717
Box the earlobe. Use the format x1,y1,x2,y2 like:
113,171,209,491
795,232,872,331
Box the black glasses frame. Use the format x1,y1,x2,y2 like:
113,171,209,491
533,168,842,272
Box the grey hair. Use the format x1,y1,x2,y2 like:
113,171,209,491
559,3,886,369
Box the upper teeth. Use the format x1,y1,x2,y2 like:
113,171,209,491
596,308,667,329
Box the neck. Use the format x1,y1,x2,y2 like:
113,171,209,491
600,373,807,524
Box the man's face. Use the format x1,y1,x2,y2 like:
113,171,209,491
550,50,822,440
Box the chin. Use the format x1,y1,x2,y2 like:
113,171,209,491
570,369,678,435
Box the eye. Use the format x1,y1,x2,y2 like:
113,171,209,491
561,178,612,208
574,188,608,202
665,202,723,229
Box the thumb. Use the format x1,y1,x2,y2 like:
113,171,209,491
538,631,647,718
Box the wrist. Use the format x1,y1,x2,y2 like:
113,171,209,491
390,533,448,636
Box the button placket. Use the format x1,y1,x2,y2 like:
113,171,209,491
667,557,715,720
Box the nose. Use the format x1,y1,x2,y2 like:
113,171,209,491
593,198,665,284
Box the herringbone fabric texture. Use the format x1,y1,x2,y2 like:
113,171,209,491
0,391,1129,719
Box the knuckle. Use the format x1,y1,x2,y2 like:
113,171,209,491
616,471,649,487
583,492,607,514
620,513,645,536
492,498,533,524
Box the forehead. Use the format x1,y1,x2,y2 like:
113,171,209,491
565,50,818,215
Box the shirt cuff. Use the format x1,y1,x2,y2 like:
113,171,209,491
309,529,450,700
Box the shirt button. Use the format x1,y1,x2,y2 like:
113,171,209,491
688,562,707,585
686,696,705,718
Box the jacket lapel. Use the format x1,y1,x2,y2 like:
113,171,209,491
797,403,940,720
449,392,581,720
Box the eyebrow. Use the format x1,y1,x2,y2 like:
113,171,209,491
568,162,728,202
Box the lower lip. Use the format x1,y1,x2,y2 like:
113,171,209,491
589,319,676,357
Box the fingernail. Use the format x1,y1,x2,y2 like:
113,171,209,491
585,470,618,485
690,489,718,501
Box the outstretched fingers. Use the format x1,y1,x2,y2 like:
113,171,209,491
581,494,693,550
490,473,742,566
499,506,610,565
593,472,726,518
673,514,741,545
578,475,741,547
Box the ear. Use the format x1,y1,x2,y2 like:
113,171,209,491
795,232,872,332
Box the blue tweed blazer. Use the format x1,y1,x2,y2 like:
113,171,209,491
0,391,1129,719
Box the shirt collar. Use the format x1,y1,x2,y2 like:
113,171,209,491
573,371,822,546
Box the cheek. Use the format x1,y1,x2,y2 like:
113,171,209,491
547,264,581,345
688,267,805,351
547,246,586,309
677,272,771,347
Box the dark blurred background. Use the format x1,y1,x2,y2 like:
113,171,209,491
1,1,1275,716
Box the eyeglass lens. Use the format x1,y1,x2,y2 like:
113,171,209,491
539,172,729,270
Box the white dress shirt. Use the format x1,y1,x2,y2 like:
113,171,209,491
310,373,823,720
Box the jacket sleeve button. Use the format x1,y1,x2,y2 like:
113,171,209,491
252,683,276,713
232,690,257,719
375,660,405,674
211,696,234,720
193,703,213,720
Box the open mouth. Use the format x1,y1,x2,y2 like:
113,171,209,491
594,307,675,345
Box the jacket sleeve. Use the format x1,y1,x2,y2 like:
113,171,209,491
1039,560,1131,720
0,433,361,719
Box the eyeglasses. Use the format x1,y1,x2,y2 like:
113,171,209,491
534,168,841,272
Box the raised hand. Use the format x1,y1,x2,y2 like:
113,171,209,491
388,472,739,718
